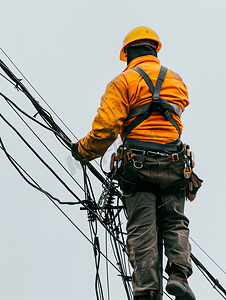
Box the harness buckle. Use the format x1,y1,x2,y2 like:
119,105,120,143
184,167,192,179
172,153,179,161
152,96,160,103
183,154,192,179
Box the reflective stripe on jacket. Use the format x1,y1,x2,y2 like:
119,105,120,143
78,55,189,161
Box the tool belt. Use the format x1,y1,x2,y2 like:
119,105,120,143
110,139,203,200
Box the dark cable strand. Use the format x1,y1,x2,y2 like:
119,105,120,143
83,162,104,300
195,264,226,299
0,93,91,195
0,92,70,142
0,113,82,201
0,72,16,85
0,47,79,142
105,230,111,300
0,58,71,149
88,207,104,300
0,140,79,205
191,253,226,297
109,228,133,299
190,236,226,275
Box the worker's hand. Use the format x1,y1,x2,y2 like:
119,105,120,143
71,142,84,161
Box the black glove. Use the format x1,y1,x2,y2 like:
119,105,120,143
71,142,84,161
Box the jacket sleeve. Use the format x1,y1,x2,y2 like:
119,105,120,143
78,74,129,161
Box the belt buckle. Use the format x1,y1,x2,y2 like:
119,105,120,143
172,153,179,161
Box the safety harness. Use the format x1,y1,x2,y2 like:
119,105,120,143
109,66,203,199
122,66,182,150
112,66,191,197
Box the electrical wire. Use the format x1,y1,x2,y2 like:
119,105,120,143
196,266,226,300
0,113,81,201
0,139,79,205
105,230,111,300
0,58,72,150
190,236,226,275
0,92,71,147
191,253,226,298
0,47,79,142
0,92,88,192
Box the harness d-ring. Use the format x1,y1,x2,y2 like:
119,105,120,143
133,161,143,169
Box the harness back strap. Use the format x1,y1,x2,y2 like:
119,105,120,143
123,66,182,142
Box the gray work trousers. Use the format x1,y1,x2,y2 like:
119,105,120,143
123,155,192,297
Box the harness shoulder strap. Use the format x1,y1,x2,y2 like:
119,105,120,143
133,66,155,93
123,66,181,142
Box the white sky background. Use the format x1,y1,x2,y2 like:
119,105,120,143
1,1,226,300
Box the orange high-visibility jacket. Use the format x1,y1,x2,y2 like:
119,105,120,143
78,55,189,161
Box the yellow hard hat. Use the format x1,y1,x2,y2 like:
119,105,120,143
120,26,162,62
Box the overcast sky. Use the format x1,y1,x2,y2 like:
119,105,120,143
1,1,226,300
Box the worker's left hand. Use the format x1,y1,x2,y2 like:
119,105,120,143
71,142,84,161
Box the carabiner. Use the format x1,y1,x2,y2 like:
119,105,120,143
133,161,143,169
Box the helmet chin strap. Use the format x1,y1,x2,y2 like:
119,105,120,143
126,44,157,65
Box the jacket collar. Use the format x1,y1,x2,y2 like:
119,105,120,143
122,55,160,72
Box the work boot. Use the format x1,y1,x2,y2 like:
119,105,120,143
134,291,158,300
166,270,196,300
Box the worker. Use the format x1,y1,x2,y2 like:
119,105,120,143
71,26,202,300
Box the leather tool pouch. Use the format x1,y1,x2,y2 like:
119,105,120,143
186,172,203,201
